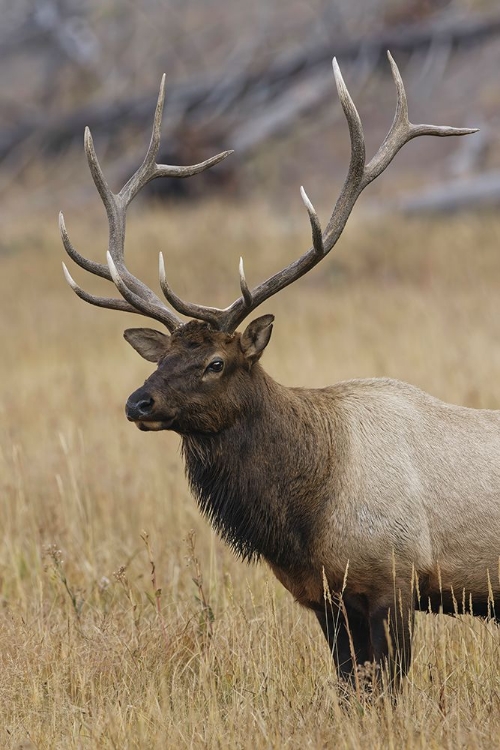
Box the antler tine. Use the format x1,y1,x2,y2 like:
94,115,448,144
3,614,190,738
62,262,138,314
131,73,167,188
238,257,253,308
363,51,478,188
60,212,111,280
121,75,233,205
158,252,221,328
300,187,324,256
205,51,477,333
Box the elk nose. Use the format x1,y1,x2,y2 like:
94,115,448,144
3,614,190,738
126,393,155,421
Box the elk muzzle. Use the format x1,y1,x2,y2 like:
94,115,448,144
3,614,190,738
125,385,177,431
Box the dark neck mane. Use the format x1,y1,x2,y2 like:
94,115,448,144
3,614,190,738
181,369,333,568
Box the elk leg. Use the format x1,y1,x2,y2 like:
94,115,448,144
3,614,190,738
369,593,414,688
315,603,371,684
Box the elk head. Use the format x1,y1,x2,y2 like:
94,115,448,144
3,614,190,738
60,53,475,435
123,316,273,433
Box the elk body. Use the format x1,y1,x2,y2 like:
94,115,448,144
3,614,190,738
61,53,500,688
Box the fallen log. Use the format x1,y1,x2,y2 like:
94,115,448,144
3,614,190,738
398,171,500,214
2,11,500,165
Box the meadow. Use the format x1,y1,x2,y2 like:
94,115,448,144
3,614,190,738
1,200,500,748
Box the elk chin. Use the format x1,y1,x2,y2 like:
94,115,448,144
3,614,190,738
136,420,165,431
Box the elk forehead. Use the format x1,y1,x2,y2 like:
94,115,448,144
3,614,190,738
171,320,236,349
164,320,239,362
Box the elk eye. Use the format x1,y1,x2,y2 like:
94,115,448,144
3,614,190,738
206,359,224,373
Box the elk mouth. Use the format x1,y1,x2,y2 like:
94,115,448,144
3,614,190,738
134,418,175,432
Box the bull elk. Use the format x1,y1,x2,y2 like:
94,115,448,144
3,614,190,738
60,53,500,689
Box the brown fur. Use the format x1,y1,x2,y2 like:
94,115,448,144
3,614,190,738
124,317,500,687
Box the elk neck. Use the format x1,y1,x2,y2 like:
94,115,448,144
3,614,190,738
181,364,340,569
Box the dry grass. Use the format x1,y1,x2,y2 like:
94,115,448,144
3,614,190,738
1,200,500,748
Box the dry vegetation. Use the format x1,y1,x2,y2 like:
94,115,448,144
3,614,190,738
1,200,500,748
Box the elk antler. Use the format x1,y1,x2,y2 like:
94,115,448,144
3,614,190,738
61,74,233,332
62,53,476,333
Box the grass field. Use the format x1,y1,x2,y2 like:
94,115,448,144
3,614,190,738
1,201,500,748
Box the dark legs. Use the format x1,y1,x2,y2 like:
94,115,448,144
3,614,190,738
315,601,372,685
315,590,414,690
369,596,414,688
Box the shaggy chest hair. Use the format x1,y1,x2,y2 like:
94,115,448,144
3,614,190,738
182,429,315,568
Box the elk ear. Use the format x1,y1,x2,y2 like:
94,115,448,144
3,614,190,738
240,314,274,362
123,328,170,362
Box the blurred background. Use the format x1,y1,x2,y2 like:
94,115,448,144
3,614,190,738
2,0,500,220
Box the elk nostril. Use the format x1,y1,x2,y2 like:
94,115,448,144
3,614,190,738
136,396,154,415
126,390,156,421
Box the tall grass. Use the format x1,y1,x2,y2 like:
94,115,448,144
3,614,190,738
1,201,500,748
